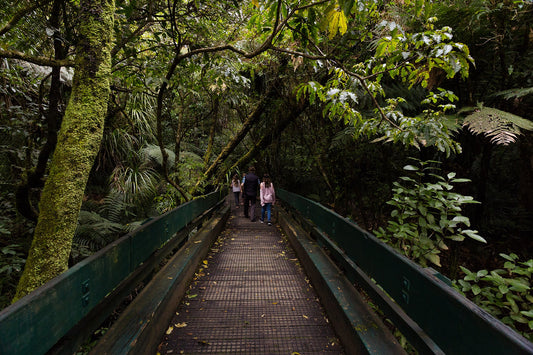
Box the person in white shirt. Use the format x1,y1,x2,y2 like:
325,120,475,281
231,174,241,208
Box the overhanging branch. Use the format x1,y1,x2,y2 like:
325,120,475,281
0,0,54,36
0,49,73,67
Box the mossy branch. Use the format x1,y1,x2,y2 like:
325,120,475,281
0,49,74,67
0,0,54,36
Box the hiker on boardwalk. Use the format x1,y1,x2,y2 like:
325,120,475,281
231,174,241,208
242,166,260,221
260,174,276,226
240,172,246,204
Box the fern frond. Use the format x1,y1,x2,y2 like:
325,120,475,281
100,192,131,222
330,126,356,149
123,221,143,233
492,87,533,100
142,144,175,167
462,106,533,145
75,210,125,251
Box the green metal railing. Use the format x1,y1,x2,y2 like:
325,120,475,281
0,190,224,355
278,189,533,355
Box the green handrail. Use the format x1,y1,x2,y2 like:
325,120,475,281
0,190,224,355
278,189,533,355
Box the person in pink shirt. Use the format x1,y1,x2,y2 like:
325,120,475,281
260,174,276,225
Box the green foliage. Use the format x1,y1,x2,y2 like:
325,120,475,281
73,211,124,251
298,73,463,156
72,193,145,263
462,105,533,145
0,244,25,308
153,188,182,214
493,87,533,100
375,159,485,267
295,10,473,157
176,151,206,191
374,18,472,87
456,253,533,341
142,144,175,168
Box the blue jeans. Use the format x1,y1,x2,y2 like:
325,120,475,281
261,203,272,222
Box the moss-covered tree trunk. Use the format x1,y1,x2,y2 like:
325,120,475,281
13,0,115,301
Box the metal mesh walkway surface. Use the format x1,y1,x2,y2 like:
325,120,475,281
157,204,344,354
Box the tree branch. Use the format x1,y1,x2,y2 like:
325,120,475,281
0,0,54,36
0,49,73,67
332,60,402,129
221,98,307,184
193,88,274,193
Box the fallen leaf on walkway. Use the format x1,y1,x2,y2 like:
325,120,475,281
198,340,210,346
165,326,173,335
175,322,187,328
203,260,208,265
302,315,309,319
188,294,198,298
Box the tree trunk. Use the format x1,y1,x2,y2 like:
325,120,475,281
14,0,115,301
223,99,306,183
15,0,65,222
203,97,219,165
193,89,273,193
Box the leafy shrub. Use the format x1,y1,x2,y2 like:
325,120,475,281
375,159,486,267
456,253,532,341
0,244,25,308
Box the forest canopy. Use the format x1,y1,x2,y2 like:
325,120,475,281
1,0,532,341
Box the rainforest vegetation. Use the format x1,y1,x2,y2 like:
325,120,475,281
1,0,532,341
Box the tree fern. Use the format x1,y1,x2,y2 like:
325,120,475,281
492,87,533,100
462,105,533,145
100,192,133,223
142,144,175,167
74,210,125,251
330,126,356,150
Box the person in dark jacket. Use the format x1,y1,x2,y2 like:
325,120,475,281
242,166,260,221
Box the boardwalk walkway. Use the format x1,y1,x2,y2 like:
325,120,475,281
157,203,344,354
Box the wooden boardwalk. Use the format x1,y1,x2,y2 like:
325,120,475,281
157,203,344,354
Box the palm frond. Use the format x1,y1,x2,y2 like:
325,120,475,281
462,106,533,145
98,128,140,170
127,92,156,140
110,165,159,201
